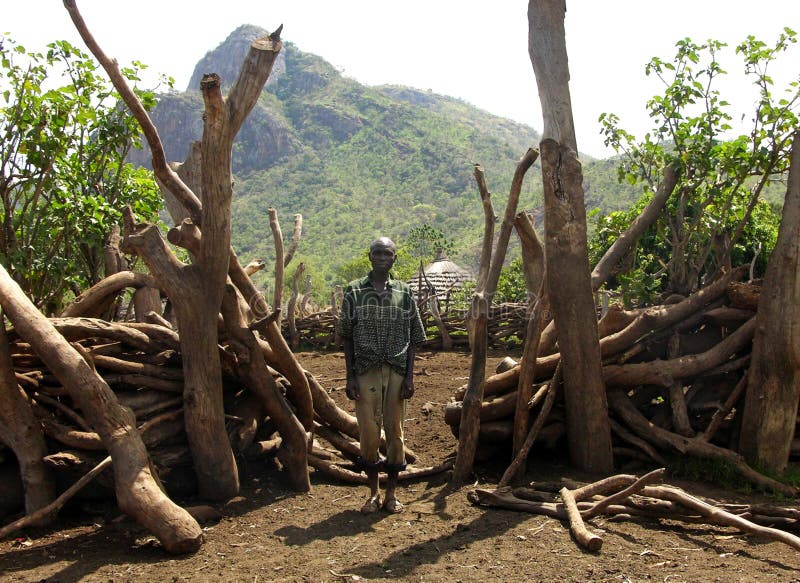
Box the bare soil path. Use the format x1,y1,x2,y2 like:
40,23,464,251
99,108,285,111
1,350,799,582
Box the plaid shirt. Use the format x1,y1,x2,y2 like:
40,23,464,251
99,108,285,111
339,273,427,376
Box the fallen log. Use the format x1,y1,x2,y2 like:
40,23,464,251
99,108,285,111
639,485,800,551
470,470,800,552
560,486,602,551
308,453,455,485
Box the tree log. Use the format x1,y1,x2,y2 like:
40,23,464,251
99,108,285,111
603,317,755,388
560,486,603,551
60,271,158,318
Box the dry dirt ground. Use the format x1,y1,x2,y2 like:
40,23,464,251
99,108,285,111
1,350,800,582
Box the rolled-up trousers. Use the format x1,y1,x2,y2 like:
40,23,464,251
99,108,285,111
355,364,406,468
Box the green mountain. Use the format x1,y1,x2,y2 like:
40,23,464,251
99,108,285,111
130,25,641,294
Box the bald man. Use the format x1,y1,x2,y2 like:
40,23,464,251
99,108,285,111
338,237,426,514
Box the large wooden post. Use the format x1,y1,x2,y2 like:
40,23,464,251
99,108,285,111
528,0,613,473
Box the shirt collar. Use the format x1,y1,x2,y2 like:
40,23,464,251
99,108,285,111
365,271,394,289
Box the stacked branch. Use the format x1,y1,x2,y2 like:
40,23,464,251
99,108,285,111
445,268,798,497
0,303,435,521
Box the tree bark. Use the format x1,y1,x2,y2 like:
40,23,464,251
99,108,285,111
538,139,614,473
739,131,800,473
132,286,163,323
529,0,613,474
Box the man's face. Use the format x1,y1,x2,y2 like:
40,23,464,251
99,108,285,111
369,243,396,272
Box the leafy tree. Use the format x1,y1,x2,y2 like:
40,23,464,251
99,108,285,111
0,36,164,313
594,29,798,302
494,258,528,304
405,223,455,264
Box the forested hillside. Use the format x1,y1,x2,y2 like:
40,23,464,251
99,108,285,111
129,25,642,292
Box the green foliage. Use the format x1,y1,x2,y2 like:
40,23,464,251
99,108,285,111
334,250,371,285
594,30,797,302
166,43,543,297
495,258,528,304
0,36,163,313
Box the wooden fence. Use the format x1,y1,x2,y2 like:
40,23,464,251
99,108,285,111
281,302,532,351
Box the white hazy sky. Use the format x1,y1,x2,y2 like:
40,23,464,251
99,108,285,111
3,1,799,158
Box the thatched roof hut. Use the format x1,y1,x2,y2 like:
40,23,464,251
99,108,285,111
408,250,473,302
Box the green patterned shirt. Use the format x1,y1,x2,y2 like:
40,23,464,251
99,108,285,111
339,273,427,376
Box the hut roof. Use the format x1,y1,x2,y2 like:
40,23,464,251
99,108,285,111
408,250,473,301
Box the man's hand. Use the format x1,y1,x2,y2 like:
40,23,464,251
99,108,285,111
400,377,414,400
345,378,360,400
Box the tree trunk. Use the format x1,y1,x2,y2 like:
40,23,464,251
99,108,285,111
739,131,800,473
452,294,488,483
269,208,285,324
529,0,613,473
0,263,202,553
452,151,538,484
537,139,614,473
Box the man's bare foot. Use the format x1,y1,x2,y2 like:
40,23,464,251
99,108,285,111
360,495,381,514
383,497,404,514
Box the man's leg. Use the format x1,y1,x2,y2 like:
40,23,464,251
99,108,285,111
382,365,407,513
355,368,383,513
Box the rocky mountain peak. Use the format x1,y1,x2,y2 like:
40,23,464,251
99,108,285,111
186,24,286,92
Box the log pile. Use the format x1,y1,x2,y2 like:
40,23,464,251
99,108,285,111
468,468,800,553
0,312,450,526
444,269,799,497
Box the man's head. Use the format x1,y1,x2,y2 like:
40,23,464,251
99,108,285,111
369,237,397,274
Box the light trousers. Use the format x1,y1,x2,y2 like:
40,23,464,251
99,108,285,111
355,364,406,467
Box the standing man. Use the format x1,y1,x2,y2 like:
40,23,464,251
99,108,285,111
339,237,427,514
